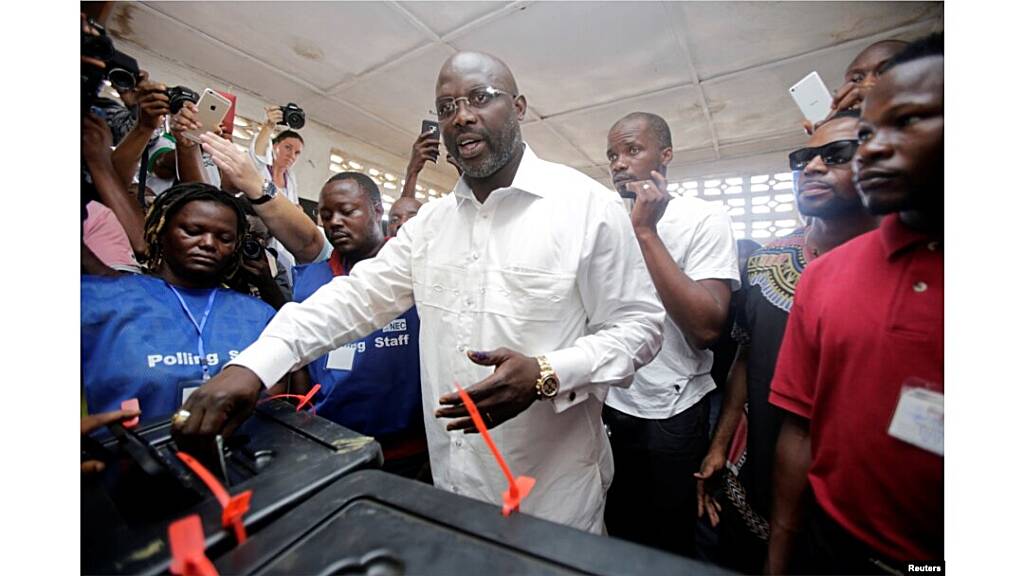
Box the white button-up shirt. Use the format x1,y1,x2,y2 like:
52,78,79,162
229,145,664,533
606,196,740,419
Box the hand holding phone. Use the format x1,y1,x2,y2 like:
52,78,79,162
183,89,232,144
789,72,832,125
410,121,441,173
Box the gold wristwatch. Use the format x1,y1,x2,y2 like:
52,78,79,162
535,355,560,400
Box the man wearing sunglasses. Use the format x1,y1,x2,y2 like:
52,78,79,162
176,51,665,535
697,109,877,572
768,34,943,573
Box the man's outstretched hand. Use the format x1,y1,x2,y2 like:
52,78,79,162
435,348,542,433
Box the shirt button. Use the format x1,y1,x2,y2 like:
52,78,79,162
569,391,576,402
927,241,939,251
482,214,490,220
913,281,928,293
465,297,473,306
472,252,479,260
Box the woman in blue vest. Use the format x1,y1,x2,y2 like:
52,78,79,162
82,183,277,419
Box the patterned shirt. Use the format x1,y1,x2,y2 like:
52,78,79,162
731,226,810,517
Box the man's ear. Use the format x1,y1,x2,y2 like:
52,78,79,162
514,94,528,121
660,147,674,169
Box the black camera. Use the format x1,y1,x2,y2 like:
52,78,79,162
81,18,140,112
166,86,200,114
241,237,265,260
278,103,305,130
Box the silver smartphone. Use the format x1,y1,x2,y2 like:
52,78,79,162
183,89,232,143
789,71,832,125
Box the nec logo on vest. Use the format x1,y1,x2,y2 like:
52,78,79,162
376,318,410,348
147,350,241,368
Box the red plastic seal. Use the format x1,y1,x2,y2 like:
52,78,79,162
168,514,218,576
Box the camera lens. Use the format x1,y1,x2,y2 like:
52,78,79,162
242,238,264,260
107,68,136,92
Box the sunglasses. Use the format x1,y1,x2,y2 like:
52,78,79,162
788,140,859,171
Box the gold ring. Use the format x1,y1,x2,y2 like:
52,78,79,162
171,409,191,426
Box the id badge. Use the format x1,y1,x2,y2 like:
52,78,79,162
178,379,205,407
888,379,943,456
326,346,356,371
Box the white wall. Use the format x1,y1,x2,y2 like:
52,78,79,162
119,40,459,202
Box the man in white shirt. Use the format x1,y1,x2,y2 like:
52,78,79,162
177,52,665,534
604,112,739,556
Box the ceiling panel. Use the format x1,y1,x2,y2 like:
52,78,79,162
108,3,323,105
703,40,871,147
521,122,593,168
336,44,454,138
397,1,513,37
142,1,431,90
301,94,417,160
681,1,944,79
542,84,712,166
449,1,690,118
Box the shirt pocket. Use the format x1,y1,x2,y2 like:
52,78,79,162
481,267,577,322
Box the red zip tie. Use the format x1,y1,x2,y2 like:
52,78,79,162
453,382,536,516
176,451,252,544
168,514,219,576
121,398,140,428
257,383,321,416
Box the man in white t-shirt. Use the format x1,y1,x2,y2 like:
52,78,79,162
603,112,739,557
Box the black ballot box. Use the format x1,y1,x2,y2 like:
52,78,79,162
215,469,735,576
81,400,382,575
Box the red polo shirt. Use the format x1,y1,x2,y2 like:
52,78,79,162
769,214,943,561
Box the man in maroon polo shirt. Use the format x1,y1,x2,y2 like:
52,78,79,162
767,33,943,575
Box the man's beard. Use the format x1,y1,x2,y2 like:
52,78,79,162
456,117,522,179
797,192,865,219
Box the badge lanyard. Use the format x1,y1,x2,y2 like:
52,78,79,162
167,283,219,381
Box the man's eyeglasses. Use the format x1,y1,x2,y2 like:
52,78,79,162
435,86,517,121
788,140,859,171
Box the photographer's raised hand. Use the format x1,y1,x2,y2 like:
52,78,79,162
83,113,147,256
200,132,263,198
82,113,114,169
135,80,170,132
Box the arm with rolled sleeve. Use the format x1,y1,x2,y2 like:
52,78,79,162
249,135,274,175
546,199,666,413
225,219,416,387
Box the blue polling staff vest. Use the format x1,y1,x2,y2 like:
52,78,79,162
81,274,276,417
292,260,422,438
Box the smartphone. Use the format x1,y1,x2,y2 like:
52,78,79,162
183,89,233,143
421,119,440,137
789,71,833,125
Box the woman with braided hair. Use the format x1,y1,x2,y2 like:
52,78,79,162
82,182,277,419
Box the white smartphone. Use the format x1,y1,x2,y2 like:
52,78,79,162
789,71,833,125
183,89,232,143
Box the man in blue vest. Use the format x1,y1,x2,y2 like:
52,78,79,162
287,172,428,479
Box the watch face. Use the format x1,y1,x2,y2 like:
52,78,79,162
541,377,558,397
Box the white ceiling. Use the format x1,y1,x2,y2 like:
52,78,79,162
106,1,943,189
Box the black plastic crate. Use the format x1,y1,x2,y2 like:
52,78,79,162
215,469,734,575
82,400,382,575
